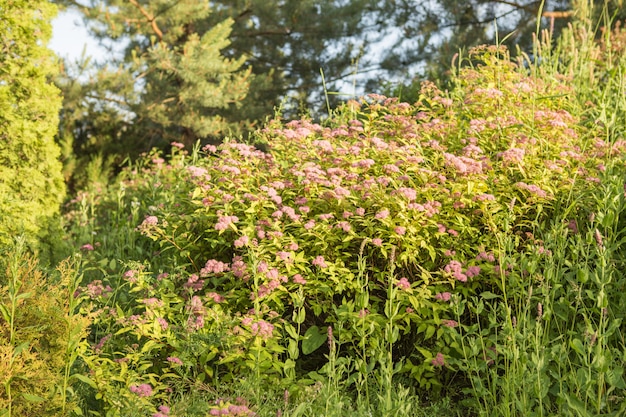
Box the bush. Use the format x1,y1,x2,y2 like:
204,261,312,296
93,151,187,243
62,45,626,415
0,242,91,416
0,0,65,263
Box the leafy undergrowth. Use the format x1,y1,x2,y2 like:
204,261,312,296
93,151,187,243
59,46,626,416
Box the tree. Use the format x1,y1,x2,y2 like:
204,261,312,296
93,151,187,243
0,0,66,262
55,0,389,188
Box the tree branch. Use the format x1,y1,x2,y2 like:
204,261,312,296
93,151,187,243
128,0,163,41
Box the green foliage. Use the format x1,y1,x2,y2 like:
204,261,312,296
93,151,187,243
0,0,65,262
55,0,253,190
60,42,626,414
0,242,91,416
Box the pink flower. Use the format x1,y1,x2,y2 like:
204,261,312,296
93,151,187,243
200,259,230,276
431,352,445,367
215,215,239,231
250,320,274,340
143,215,158,226
312,256,328,268
130,383,153,397
476,251,495,262
396,277,411,290
80,243,94,251
167,356,183,365
466,265,481,278
435,292,452,302
394,226,406,235
442,319,458,328
372,238,383,247
234,235,249,248
375,209,390,220
355,207,366,216
292,274,307,285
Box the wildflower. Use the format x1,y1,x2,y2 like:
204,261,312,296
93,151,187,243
80,243,94,251
372,238,383,247
130,383,153,397
355,207,366,216
201,259,230,276
444,261,467,282
375,209,390,220
292,274,307,285
466,266,481,278
142,215,158,226
594,229,603,249
124,269,137,283
157,318,169,330
250,320,274,340
500,147,525,164
187,315,204,331
441,319,458,328
394,226,406,235
206,292,224,303
431,352,445,367
231,256,248,280
167,356,183,365
476,251,495,262
153,405,171,417
435,292,452,302
184,274,204,291
234,235,250,248
215,214,239,231
312,256,328,268
566,219,578,234
396,277,411,290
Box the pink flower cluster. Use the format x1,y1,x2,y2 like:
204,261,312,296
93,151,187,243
515,182,549,198
396,277,411,290
153,405,171,417
312,256,328,268
184,274,204,291
435,292,452,302
443,152,485,175
215,214,239,231
130,383,153,397
444,261,480,282
200,259,230,276
209,404,255,416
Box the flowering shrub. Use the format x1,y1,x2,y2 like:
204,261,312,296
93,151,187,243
65,46,626,413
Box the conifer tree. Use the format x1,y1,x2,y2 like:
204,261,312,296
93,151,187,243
0,0,65,262
58,1,252,153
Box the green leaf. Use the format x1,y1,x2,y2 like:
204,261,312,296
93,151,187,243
302,326,327,355
13,342,30,357
479,291,500,300
72,373,98,389
570,338,586,356
21,393,46,403
0,305,10,323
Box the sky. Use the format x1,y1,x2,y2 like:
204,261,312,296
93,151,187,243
50,9,107,63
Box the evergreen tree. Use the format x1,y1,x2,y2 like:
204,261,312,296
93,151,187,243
0,0,65,262
56,0,253,189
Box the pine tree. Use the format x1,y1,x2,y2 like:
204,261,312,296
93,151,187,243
58,1,252,152
0,0,66,262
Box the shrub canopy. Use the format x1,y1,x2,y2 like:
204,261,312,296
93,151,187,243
0,0,65,261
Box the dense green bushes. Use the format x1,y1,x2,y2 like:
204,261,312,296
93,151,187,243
61,43,626,415
0,0,65,263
